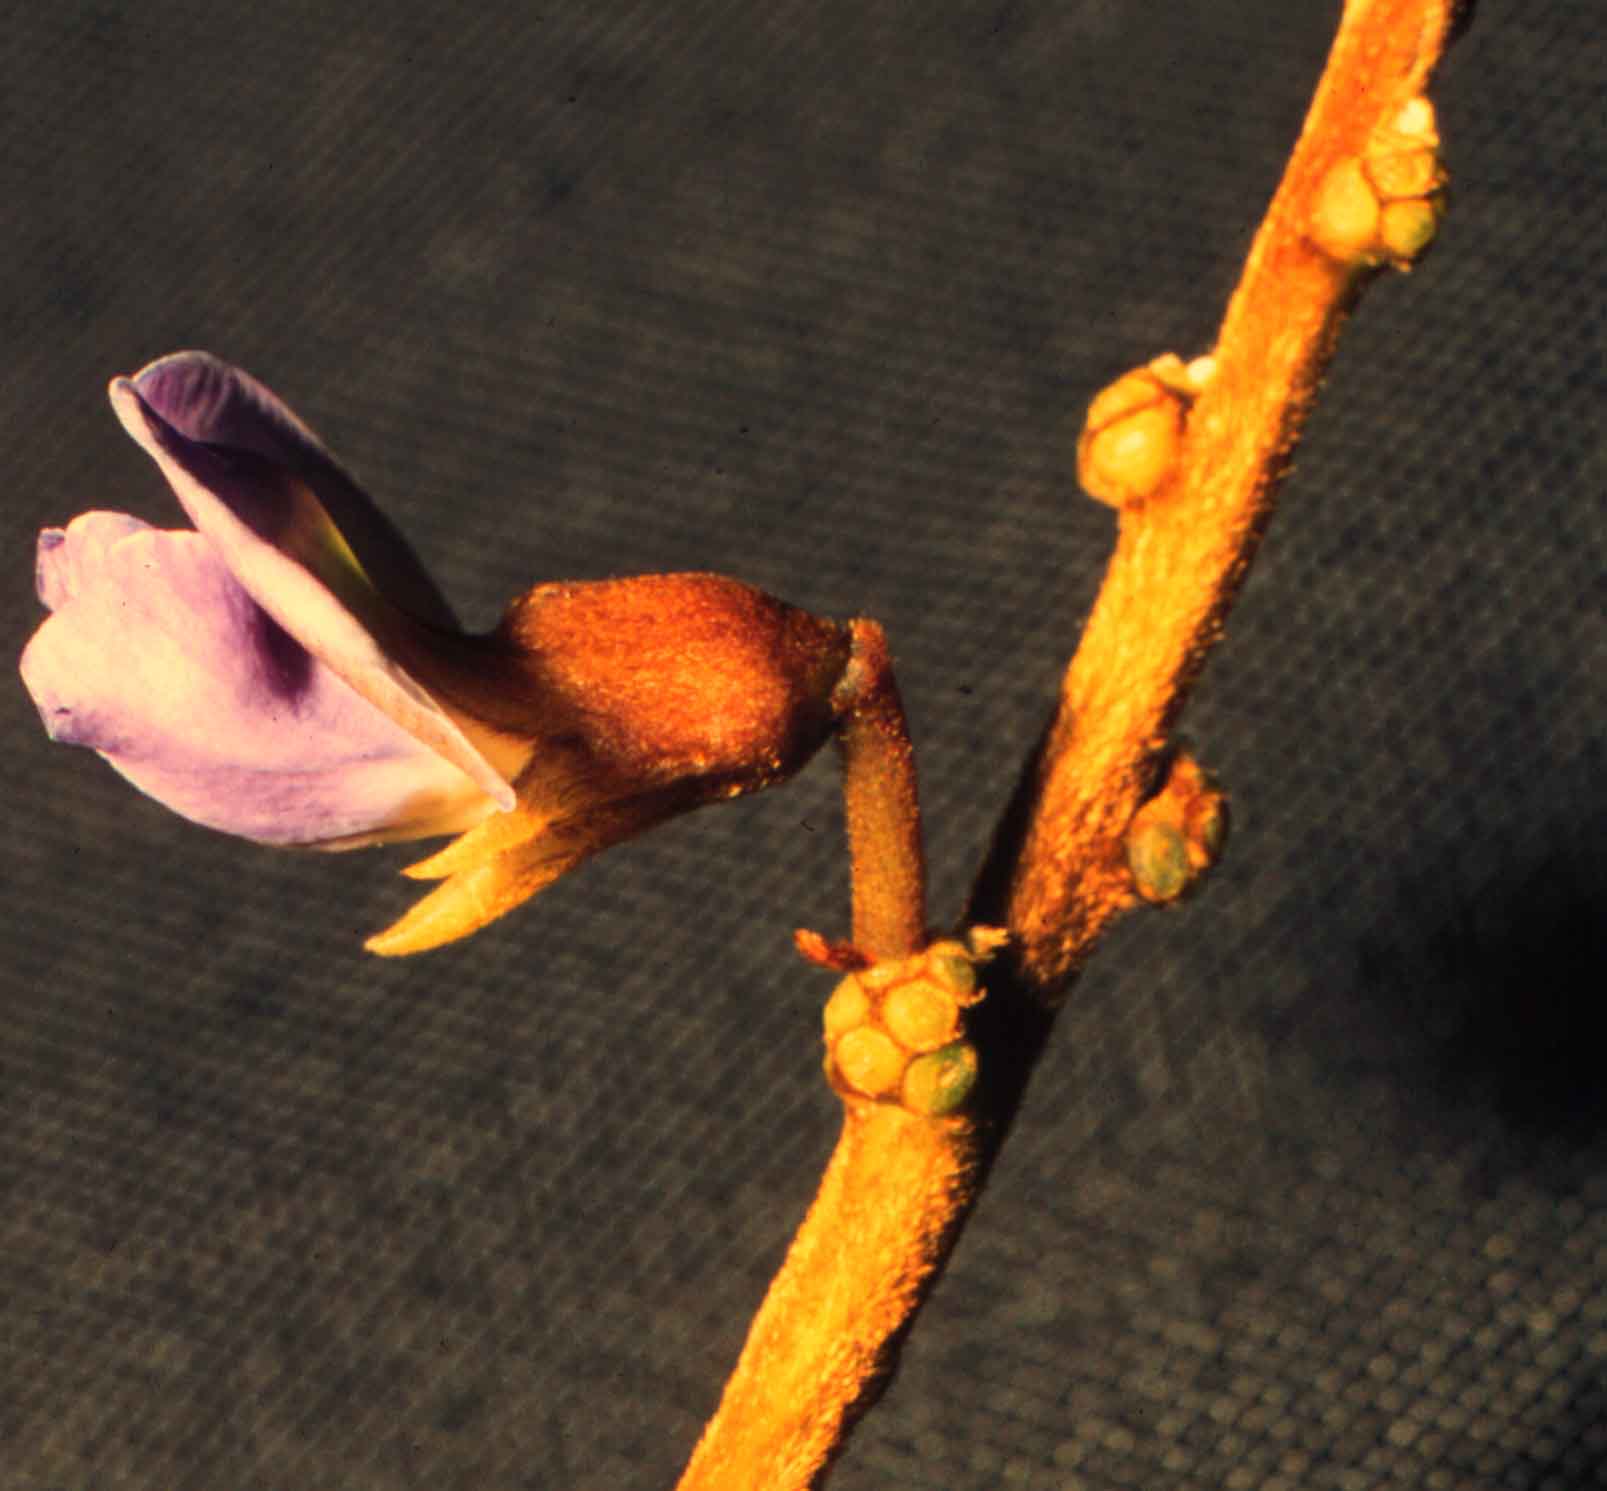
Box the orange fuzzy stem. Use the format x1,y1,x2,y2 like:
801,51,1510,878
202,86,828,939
1007,0,1465,990
677,1104,981,1490
676,2,1467,1486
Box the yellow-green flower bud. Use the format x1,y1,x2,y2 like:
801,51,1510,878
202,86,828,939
1309,96,1446,271
833,1026,906,1100
925,940,979,1000
1124,752,1228,903
1379,199,1443,264
1310,157,1382,264
901,1041,979,1117
1077,353,1214,511
819,933,1001,1112
882,978,963,1054
1126,818,1192,904
1186,793,1230,870
857,958,905,992
822,973,871,1041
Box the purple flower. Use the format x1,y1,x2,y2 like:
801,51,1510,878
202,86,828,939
21,353,850,952
22,509,500,847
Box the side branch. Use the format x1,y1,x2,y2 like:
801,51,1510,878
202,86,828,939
1007,0,1466,991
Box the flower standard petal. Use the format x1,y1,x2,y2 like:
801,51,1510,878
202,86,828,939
19,517,496,846
127,350,460,628
108,364,519,811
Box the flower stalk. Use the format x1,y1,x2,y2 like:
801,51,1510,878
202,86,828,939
832,619,927,963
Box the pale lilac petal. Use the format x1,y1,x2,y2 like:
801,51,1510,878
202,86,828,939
20,523,496,847
108,367,518,812
36,511,151,612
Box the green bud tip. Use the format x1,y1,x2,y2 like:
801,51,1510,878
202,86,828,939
926,941,978,998
1380,198,1442,264
1188,796,1230,868
901,1041,979,1118
1127,818,1192,903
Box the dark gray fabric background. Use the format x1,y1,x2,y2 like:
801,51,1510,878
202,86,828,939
3,2,1603,1487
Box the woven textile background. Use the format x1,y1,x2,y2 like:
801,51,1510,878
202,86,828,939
3,2,1603,1488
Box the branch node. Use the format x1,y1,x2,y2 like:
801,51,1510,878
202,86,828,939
821,935,1000,1115
1309,94,1447,270
1077,352,1216,511
1124,752,1230,904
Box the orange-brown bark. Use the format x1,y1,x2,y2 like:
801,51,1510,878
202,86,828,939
676,2,1467,1486
1009,0,1465,990
677,1104,981,1491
